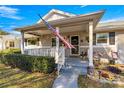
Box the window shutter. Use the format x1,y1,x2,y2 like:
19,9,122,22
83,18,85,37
109,32,115,45
93,33,96,45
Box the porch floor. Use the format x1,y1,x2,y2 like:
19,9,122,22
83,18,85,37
53,57,88,88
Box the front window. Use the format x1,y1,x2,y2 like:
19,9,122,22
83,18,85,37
52,38,63,47
96,33,108,45
27,38,39,46
52,38,56,46
9,41,15,47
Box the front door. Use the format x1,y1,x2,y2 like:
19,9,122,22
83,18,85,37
70,36,79,55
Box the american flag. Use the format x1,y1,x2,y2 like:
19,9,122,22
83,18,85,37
38,14,75,49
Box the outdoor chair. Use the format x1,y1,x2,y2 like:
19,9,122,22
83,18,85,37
93,51,103,62
111,51,119,63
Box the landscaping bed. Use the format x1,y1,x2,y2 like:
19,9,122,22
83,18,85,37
0,64,57,88
78,60,124,88
78,75,117,88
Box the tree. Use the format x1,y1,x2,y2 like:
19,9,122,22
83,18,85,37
0,29,9,35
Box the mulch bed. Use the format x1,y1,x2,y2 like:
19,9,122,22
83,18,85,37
87,63,124,87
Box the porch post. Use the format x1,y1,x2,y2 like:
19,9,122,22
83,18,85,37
21,31,25,54
89,21,94,68
55,27,59,63
55,27,60,75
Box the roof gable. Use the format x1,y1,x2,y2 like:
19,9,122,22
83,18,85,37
37,9,76,23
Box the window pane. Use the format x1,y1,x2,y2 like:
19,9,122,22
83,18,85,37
96,33,108,45
71,36,79,45
9,41,14,47
109,32,115,45
97,38,107,43
52,38,63,47
71,46,79,54
96,33,108,38
52,38,56,46
28,38,38,45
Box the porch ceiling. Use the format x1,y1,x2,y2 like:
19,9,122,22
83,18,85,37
24,23,88,36
15,10,104,36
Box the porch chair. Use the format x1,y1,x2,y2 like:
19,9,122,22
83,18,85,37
111,51,119,64
93,51,103,62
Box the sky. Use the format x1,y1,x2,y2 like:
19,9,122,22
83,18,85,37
1,5,124,34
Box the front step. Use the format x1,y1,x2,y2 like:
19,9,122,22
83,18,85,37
65,57,89,67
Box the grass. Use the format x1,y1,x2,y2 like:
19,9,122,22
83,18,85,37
78,75,119,88
0,64,57,88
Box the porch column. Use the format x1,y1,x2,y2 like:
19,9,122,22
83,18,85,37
55,27,59,64
21,31,25,54
89,21,94,68
55,27,60,75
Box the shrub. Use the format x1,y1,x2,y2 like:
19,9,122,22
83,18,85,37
107,65,121,74
0,54,56,73
0,48,21,54
109,60,115,65
93,60,102,69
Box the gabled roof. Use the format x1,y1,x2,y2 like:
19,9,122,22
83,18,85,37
37,9,76,23
15,10,105,32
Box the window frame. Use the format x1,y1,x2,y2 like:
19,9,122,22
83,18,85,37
51,37,64,47
27,38,39,46
51,38,56,47
109,32,115,45
9,41,15,48
96,33,109,45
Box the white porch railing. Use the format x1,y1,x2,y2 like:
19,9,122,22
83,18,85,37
24,47,56,57
24,47,65,74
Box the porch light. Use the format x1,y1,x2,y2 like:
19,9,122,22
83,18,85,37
67,35,70,38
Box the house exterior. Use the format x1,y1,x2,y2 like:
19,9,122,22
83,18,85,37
96,21,124,64
15,9,124,69
0,34,21,50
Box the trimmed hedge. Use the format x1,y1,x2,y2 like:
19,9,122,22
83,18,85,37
0,54,56,73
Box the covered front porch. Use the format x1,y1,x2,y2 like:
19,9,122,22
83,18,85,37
15,10,104,74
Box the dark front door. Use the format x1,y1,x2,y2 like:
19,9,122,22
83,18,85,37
71,36,79,55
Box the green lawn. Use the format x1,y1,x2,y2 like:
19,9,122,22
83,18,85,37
0,64,57,88
78,75,118,88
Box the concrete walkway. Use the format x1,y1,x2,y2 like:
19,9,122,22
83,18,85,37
53,58,88,88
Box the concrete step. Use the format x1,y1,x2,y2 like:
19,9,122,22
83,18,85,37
65,63,88,68
61,65,87,75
